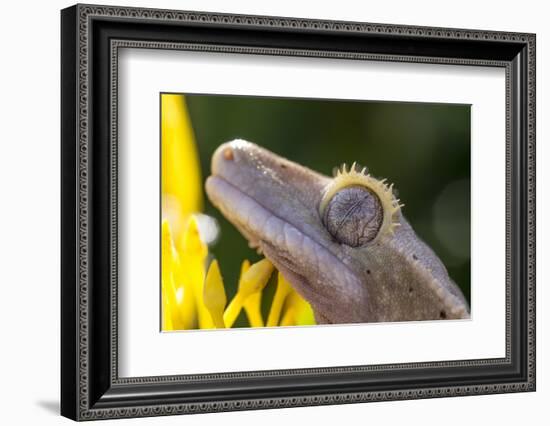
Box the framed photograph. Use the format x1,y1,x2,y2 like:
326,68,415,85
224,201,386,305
61,4,536,421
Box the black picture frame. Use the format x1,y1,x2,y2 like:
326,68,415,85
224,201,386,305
61,3,536,421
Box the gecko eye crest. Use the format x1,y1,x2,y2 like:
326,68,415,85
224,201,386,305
319,163,404,246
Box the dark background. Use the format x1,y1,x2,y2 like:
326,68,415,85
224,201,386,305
184,94,471,323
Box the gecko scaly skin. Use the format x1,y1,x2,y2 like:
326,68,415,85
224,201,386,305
205,140,470,324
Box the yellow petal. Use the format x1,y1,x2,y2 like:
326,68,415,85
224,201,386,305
161,94,203,238
181,215,208,259
203,260,227,328
243,292,263,327
161,273,176,331
180,216,213,329
239,260,251,284
279,307,296,327
224,259,273,327
240,260,264,327
161,220,198,330
238,259,274,299
267,272,292,327
161,221,178,330
172,256,197,330
284,289,316,326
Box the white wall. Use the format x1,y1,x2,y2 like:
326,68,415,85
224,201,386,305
0,0,546,424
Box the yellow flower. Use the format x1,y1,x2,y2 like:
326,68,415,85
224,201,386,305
161,93,203,242
161,93,316,331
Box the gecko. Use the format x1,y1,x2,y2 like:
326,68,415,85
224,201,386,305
205,139,470,324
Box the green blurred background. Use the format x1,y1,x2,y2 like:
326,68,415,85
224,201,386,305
184,94,471,322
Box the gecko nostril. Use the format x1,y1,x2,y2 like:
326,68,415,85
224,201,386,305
440,310,447,319
223,147,234,161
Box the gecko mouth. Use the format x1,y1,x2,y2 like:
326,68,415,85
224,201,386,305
205,174,322,269
205,175,311,274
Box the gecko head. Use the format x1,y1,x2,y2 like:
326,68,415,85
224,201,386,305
206,139,470,323
205,140,405,323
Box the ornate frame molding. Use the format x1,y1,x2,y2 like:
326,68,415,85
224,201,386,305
61,4,535,421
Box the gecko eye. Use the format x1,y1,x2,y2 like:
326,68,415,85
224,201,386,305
319,163,404,246
323,186,383,246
